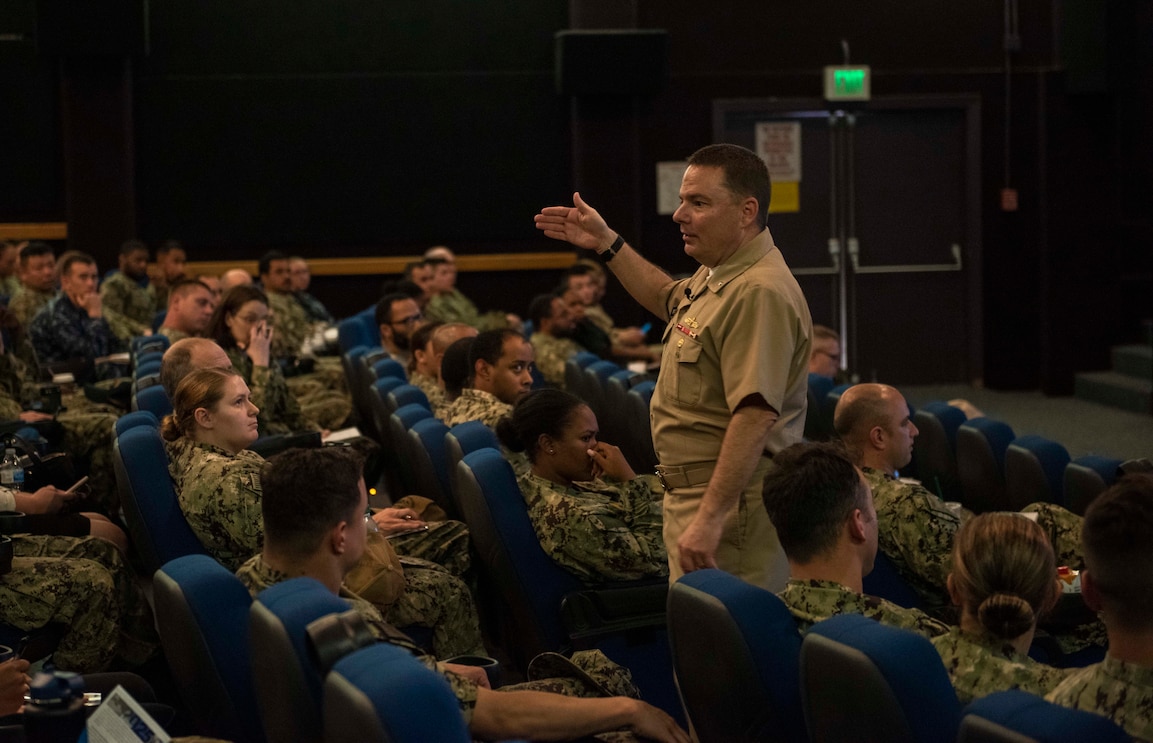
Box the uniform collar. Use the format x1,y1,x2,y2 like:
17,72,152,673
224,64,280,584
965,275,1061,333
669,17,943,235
689,228,776,299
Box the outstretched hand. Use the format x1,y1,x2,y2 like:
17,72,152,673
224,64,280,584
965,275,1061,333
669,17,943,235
534,192,616,252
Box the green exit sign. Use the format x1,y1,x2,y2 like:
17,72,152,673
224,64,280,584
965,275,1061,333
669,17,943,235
824,65,871,102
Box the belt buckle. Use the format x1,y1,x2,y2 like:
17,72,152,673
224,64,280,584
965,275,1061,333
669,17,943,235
656,469,673,492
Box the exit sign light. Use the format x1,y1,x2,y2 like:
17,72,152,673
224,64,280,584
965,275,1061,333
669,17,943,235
824,65,871,102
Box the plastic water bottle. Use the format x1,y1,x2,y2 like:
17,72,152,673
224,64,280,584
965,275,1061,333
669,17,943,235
0,448,23,491
23,667,87,743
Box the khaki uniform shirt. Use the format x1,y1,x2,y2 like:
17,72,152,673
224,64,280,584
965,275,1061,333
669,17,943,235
650,228,811,467
1047,655,1153,741
529,332,584,389
518,472,668,583
778,578,951,638
932,626,1072,703
167,437,265,571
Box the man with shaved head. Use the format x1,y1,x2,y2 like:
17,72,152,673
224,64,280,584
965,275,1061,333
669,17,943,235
219,268,253,294
835,383,1085,612
160,337,232,398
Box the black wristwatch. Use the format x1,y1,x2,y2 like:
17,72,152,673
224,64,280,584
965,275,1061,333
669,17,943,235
595,234,625,264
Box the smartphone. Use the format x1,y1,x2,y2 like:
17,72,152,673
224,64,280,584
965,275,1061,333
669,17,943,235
386,524,430,539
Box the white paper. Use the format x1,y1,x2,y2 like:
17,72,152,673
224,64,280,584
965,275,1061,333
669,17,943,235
323,427,362,443
656,161,688,215
87,685,171,743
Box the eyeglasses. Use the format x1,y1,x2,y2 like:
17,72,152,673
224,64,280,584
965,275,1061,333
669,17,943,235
391,312,423,328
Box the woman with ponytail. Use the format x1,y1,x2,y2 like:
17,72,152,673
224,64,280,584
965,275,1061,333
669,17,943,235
163,366,265,571
933,512,1072,702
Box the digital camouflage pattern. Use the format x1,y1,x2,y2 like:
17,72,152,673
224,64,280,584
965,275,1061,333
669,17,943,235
158,326,190,343
778,578,951,638
386,556,486,659
440,388,512,430
2,535,157,672
237,554,639,732
862,468,1087,610
7,286,53,328
0,554,122,672
425,289,506,331
295,291,333,324
409,371,445,416
100,271,156,342
1047,655,1153,741
932,626,1072,703
167,436,265,571
528,332,584,389
518,472,667,582
387,519,472,578
266,291,313,360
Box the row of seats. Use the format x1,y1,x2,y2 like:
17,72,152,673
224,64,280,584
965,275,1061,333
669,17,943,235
806,374,1131,516
564,351,657,474
669,569,1129,743
345,355,683,717
155,555,473,743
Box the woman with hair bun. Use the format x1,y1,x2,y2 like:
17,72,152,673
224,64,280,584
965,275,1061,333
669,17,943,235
163,366,265,571
495,388,667,582
933,512,1072,702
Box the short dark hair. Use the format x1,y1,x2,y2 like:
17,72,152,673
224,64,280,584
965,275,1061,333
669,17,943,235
761,442,866,564
528,293,560,329
261,447,366,559
120,239,148,257
469,329,520,378
19,241,53,266
423,257,447,270
687,143,772,229
167,277,212,304
440,336,476,398
157,239,184,257
375,293,415,328
258,250,289,277
207,285,268,351
1082,474,1153,631
495,388,585,463
57,250,96,279
563,263,597,279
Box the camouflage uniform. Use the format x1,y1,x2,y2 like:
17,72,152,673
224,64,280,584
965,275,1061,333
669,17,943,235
166,436,264,571
266,291,314,360
12,534,158,666
386,556,486,659
0,554,122,673
158,326,190,343
0,274,21,304
1047,656,1153,741
778,578,951,638
236,554,640,732
425,289,506,331
100,271,156,342
409,371,446,417
529,332,584,389
518,472,668,582
0,337,120,512
440,388,512,430
584,304,615,336
2,534,157,673
387,519,472,578
7,286,54,328
863,468,1086,610
932,626,1072,703
295,291,334,324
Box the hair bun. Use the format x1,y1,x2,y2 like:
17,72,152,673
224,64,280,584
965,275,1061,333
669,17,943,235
977,592,1035,640
493,416,525,453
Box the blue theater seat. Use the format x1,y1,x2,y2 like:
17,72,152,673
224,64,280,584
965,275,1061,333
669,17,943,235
1004,434,1071,510
956,418,1017,514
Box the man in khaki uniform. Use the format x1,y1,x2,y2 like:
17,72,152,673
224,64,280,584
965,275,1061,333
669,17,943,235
536,143,811,591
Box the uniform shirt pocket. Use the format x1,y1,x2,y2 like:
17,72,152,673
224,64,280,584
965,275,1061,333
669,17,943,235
669,337,703,405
